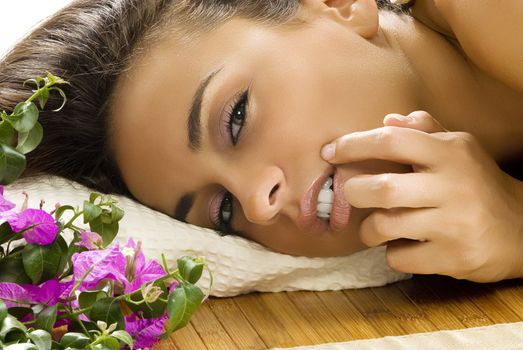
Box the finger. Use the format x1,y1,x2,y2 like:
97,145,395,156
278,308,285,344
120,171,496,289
385,240,439,275
359,207,438,247
345,172,441,209
321,126,442,167
384,111,448,133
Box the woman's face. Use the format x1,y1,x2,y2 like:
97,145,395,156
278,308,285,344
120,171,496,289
112,1,416,256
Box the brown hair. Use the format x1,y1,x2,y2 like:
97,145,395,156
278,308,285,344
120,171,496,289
0,0,414,196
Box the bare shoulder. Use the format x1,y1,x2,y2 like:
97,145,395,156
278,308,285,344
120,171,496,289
420,0,523,93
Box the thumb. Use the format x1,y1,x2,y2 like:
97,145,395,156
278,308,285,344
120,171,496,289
383,110,448,133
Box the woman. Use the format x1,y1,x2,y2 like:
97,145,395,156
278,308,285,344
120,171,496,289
1,0,522,283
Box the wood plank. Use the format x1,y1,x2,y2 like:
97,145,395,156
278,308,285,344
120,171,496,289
419,276,494,328
454,281,521,324
485,280,523,319
395,277,466,330
371,284,439,334
156,276,523,350
170,321,207,350
234,293,299,348
314,290,382,339
153,337,179,350
286,291,353,343
342,287,408,337
258,292,324,345
208,297,267,350
189,301,239,350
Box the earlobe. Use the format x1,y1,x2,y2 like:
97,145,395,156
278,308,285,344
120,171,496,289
312,0,379,39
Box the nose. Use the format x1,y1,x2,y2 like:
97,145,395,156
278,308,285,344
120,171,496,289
234,166,287,225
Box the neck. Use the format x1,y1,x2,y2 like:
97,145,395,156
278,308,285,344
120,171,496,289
379,12,523,161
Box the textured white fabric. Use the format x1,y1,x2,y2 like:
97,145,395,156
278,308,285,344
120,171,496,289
274,322,523,350
5,177,409,296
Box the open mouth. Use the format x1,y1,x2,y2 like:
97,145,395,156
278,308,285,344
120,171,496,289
316,175,334,220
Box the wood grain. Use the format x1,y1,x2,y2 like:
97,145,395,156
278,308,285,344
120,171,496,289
155,275,523,350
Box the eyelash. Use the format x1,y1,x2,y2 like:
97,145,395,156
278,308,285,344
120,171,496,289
213,89,249,234
224,90,249,145
210,191,233,235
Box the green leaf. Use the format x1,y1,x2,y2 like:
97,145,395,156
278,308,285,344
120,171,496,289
111,330,133,350
0,144,26,185
78,290,108,310
177,256,204,284
46,72,67,87
166,284,204,333
10,102,39,133
0,221,15,245
110,204,124,223
28,329,52,350
127,280,168,319
60,332,90,349
16,122,43,155
37,88,50,110
3,344,37,350
8,307,33,320
88,298,125,331
83,201,102,224
35,305,58,333
60,237,85,278
48,87,67,112
54,205,75,221
91,337,120,350
89,193,102,204
0,255,32,284
0,300,7,323
0,315,27,342
22,242,62,284
55,235,69,277
89,216,119,248
0,121,15,145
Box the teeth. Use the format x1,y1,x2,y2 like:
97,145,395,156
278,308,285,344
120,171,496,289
317,176,334,220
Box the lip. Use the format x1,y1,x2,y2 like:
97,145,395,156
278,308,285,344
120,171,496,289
297,167,352,235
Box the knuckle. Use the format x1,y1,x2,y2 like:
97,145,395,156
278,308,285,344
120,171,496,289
385,247,407,272
373,174,397,207
410,110,432,123
376,127,398,150
336,134,352,151
443,132,477,156
361,211,390,246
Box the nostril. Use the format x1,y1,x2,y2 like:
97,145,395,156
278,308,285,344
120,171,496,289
269,184,280,205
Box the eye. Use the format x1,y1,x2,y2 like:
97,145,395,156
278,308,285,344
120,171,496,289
219,192,233,229
225,90,249,145
210,191,235,235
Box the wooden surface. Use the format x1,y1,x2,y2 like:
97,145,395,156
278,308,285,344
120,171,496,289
155,275,523,349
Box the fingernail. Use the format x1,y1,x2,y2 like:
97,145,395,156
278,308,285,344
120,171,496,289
385,114,412,123
321,144,336,160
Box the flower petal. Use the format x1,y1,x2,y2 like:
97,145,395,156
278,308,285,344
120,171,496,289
72,245,127,291
7,209,58,245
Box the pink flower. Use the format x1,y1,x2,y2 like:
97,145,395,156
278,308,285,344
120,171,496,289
6,208,59,245
0,279,72,308
0,186,15,212
72,239,167,294
125,313,167,349
76,230,103,250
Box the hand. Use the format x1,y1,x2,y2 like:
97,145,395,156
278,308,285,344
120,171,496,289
321,111,523,282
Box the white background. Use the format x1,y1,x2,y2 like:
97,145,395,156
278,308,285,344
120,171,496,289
0,1,72,57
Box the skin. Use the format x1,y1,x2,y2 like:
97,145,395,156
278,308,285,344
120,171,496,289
112,0,523,280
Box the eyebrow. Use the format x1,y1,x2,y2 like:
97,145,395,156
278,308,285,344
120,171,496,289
174,192,195,222
188,68,222,151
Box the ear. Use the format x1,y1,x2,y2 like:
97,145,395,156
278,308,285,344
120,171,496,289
305,0,379,39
